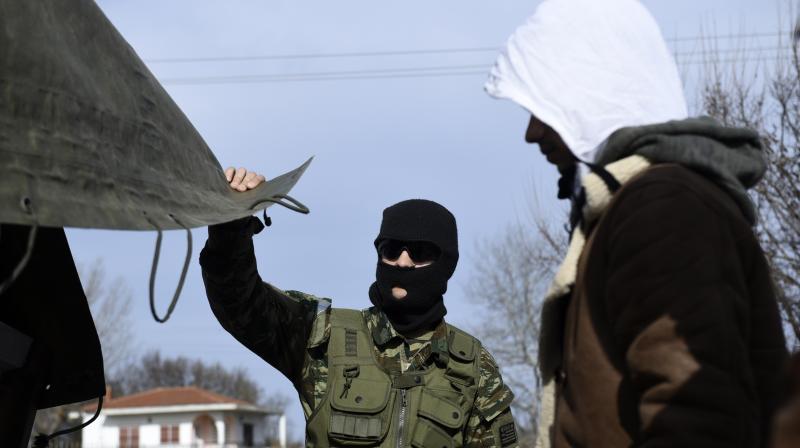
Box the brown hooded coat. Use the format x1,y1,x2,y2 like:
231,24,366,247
547,120,788,448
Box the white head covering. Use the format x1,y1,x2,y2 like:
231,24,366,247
485,0,688,162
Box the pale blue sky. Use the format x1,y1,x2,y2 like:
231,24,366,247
67,0,788,439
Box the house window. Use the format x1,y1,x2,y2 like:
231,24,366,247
161,424,180,443
119,426,139,448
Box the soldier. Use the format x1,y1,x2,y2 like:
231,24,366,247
200,167,519,448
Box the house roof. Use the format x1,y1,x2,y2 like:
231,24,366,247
83,386,269,414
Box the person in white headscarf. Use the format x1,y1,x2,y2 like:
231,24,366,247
486,0,788,447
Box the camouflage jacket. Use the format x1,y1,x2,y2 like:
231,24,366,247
200,218,517,447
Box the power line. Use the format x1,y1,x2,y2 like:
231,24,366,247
157,46,793,78
146,32,785,64
148,47,499,64
162,63,489,85
162,70,487,85
666,31,783,43
152,34,794,86
160,53,793,86
673,45,793,59
680,54,795,67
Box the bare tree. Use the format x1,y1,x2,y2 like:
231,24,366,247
110,350,288,411
465,216,566,443
699,21,800,346
81,260,135,372
31,259,135,437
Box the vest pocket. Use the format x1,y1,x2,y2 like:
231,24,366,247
418,389,465,429
328,377,392,445
410,419,455,448
409,390,463,448
330,412,384,443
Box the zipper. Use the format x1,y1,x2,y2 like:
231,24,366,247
396,389,408,448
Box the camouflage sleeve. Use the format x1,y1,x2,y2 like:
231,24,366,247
463,348,519,448
200,216,322,386
299,297,332,416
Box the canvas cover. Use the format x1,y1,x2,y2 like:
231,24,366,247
0,0,311,231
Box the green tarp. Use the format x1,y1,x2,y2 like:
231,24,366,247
0,2,312,440
0,0,311,231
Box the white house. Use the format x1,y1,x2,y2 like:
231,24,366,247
79,386,286,448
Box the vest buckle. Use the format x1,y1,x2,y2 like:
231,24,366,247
339,365,361,399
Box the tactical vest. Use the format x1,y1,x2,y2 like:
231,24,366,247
306,309,482,448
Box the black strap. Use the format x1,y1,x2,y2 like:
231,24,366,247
584,162,622,192
567,161,621,233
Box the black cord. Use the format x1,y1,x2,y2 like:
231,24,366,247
262,208,272,227
146,215,193,323
33,395,104,447
250,194,310,215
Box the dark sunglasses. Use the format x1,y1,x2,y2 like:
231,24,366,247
378,239,441,264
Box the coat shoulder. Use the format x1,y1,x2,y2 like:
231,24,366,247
614,163,747,224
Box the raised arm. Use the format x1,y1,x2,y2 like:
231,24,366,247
199,167,318,387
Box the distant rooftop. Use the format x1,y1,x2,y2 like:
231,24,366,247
83,386,274,414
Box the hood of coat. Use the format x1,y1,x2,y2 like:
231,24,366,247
484,0,688,163
596,116,766,224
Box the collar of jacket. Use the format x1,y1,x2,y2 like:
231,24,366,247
365,307,449,365
594,116,765,225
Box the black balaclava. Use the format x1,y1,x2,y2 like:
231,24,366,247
368,199,459,335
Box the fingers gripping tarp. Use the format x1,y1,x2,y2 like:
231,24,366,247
0,0,311,231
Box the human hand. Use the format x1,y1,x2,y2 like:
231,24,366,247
224,167,266,192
